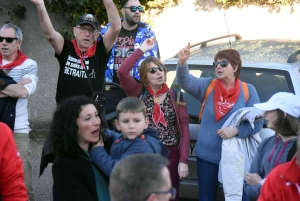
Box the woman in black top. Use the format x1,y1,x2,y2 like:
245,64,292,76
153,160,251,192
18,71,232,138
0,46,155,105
50,96,110,201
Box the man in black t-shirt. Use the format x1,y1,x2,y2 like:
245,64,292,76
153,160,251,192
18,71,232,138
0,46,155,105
31,0,121,178
31,0,121,104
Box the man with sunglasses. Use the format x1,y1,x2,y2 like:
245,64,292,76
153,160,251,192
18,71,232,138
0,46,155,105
101,0,160,84
110,153,175,201
0,23,38,201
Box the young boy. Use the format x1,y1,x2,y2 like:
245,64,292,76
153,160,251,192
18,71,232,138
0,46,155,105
90,97,168,176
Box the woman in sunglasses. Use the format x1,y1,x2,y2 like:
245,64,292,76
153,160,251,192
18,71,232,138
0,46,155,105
176,43,263,201
118,38,190,201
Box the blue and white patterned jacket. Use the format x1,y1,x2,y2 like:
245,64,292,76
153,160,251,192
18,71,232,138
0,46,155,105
100,20,160,81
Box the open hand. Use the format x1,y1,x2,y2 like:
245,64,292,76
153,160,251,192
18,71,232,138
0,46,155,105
178,162,188,180
217,127,238,140
245,173,262,185
18,77,32,85
139,38,156,53
178,42,191,66
92,137,104,149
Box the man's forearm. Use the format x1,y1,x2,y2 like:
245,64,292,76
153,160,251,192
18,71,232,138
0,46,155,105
1,84,29,98
35,3,56,41
103,0,121,31
0,91,8,98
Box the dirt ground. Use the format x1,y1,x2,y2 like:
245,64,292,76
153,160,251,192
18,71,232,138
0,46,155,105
30,133,53,201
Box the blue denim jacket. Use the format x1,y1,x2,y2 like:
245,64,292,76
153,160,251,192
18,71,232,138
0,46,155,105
100,20,160,81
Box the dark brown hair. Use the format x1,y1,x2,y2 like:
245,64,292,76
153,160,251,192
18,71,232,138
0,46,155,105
273,109,300,137
214,49,242,78
139,57,166,87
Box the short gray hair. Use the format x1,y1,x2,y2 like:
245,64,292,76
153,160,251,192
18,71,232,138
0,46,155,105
0,23,23,40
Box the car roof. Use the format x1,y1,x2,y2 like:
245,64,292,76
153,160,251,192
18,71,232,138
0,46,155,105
165,34,300,65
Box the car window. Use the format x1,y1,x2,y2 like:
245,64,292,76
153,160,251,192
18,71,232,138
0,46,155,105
166,65,294,118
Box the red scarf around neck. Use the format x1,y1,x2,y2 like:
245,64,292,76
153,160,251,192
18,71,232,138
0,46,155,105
0,50,27,70
214,78,240,121
72,39,96,68
146,83,170,127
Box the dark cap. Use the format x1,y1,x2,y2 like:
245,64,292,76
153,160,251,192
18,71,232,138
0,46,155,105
76,14,99,30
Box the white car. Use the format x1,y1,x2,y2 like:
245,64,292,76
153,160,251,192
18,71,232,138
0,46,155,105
163,34,300,200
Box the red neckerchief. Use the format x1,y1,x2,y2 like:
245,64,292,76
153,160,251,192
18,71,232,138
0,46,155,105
72,39,96,68
0,50,27,69
146,83,169,127
214,78,240,121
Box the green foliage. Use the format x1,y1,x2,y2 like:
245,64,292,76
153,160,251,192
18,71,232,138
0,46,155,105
7,0,26,22
215,0,297,6
43,0,184,39
5,0,299,38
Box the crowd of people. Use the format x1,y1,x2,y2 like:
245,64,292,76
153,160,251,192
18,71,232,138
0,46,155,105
0,0,299,200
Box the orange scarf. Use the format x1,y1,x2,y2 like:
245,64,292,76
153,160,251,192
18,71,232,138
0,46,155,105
72,39,96,68
213,78,240,121
146,83,169,127
0,50,27,69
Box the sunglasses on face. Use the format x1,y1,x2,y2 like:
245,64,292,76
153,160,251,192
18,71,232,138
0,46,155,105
213,60,229,68
0,37,18,43
147,65,165,74
123,6,143,12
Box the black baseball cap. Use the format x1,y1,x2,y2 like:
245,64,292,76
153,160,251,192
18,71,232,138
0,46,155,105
76,14,99,30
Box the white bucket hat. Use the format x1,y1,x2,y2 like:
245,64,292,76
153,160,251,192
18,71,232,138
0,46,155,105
254,92,300,118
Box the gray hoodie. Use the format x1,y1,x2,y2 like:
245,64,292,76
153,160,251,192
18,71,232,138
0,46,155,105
244,135,297,198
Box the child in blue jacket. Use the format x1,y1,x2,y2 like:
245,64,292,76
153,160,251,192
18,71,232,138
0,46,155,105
91,97,168,176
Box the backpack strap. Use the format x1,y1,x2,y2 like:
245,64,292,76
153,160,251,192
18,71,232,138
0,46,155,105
198,80,249,124
198,79,215,123
242,82,249,102
173,89,186,106
138,88,148,101
286,139,297,162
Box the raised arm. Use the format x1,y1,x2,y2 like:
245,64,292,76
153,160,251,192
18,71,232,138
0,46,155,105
178,42,191,66
30,0,64,55
118,38,156,96
102,0,121,53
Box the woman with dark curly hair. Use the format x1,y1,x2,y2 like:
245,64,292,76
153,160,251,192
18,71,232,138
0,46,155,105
50,96,110,201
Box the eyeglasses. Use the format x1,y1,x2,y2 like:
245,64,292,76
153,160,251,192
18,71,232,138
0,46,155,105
0,37,18,43
147,66,165,74
213,60,229,68
153,187,177,200
76,26,97,34
123,6,143,12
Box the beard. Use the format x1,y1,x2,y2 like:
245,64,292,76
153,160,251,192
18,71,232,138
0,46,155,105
124,13,140,27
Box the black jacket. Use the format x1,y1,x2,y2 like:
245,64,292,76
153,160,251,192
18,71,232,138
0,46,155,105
0,70,17,131
52,149,109,201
